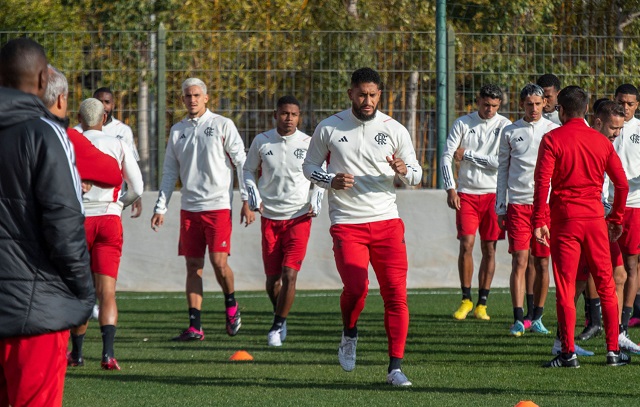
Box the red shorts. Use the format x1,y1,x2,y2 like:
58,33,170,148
577,240,623,281
261,215,312,275
506,204,550,257
84,215,123,279
179,209,232,257
618,208,640,255
0,330,69,407
456,192,504,241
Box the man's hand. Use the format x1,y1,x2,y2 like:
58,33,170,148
240,201,255,227
307,203,317,217
151,213,164,232
331,173,355,190
81,181,93,194
386,156,407,176
454,147,465,162
446,189,460,210
608,222,623,243
131,199,142,218
497,214,506,230
534,225,550,247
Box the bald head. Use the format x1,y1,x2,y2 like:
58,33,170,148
0,38,49,99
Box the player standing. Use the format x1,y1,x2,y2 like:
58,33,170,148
151,78,252,340
537,74,562,126
67,98,143,370
534,86,630,368
441,84,511,321
496,84,557,337
303,67,422,386
244,95,324,346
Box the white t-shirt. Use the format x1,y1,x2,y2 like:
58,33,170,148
303,109,421,225
154,109,247,214
441,111,511,194
244,128,323,220
75,117,139,161
609,116,640,208
82,129,143,217
542,111,561,126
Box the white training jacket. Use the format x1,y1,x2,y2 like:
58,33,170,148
74,117,139,161
154,109,248,214
495,117,559,215
244,128,324,220
81,129,143,217
609,116,640,208
542,111,561,126
303,109,422,225
441,111,511,194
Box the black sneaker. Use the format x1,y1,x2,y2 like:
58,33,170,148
576,324,602,341
66,351,84,367
226,306,241,336
543,353,580,368
606,350,631,366
171,326,205,341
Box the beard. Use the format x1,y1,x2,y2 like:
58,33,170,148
352,103,377,122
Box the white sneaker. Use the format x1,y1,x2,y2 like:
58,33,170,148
552,338,594,356
280,320,287,342
91,304,100,320
387,369,412,386
618,332,640,354
267,329,282,347
338,333,357,372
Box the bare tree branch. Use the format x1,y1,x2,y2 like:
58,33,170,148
342,0,358,19
620,10,640,29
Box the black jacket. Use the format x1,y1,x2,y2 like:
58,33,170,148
0,87,95,338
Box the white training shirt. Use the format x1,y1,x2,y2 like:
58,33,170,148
74,117,139,161
81,129,144,217
495,117,559,215
154,109,248,214
441,111,511,194
303,109,422,225
542,111,561,126
244,128,324,220
609,116,640,208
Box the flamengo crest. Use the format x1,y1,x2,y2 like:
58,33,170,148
204,127,214,137
374,132,388,145
294,148,306,159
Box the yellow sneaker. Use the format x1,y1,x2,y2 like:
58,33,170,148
453,299,473,320
474,304,491,320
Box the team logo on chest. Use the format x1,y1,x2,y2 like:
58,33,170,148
294,148,306,159
204,127,214,137
494,128,501,137
374,133,388,145
631,134,640,144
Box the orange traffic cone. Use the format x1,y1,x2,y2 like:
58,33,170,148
229,350,254,361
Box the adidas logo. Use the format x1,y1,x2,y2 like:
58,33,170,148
265,150,274,156
179,134,186,139
469,129,476,134
515,136,524,142
338,136,348,142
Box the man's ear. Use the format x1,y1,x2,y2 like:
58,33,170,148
102,112,107,126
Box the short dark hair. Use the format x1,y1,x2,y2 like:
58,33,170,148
351,67,382,88
276,95,300,109
0,37,47,89
592,98,611,115
596,100,625,122
479,84,503,100
519,83,544,102
93,87,113,97
557,86,589,118
537,74,561,91
614,83,639,99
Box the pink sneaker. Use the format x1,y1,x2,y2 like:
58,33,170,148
523,319,532,330
226,305,242,336
629,317,640,328
171,326,205,341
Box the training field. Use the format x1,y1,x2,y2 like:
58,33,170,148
65,289,636,407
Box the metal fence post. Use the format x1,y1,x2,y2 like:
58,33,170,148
156,23,166,190
436,0,446,189
447,25,456,132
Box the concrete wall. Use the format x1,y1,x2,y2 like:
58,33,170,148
119,190,541,292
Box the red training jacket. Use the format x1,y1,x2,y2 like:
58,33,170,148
533,118,629,227
66,128,122,188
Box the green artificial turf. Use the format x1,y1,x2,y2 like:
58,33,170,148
63,289,637,407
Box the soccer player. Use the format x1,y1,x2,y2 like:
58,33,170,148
0,37,95,406
441,84,511,321
496,84,557,337
537,74,562,125
303,67,421,386
606,84,640,352
534,86,630,368
151,78,252,340
67,98,143,370
244,95,324,346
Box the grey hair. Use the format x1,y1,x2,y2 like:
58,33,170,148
182,78,207,95
79,98,105,127
42,64,68,108
520,83,545,102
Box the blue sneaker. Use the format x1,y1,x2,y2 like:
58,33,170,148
510,320,525,337
531,318,550,334
552,338,594,356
